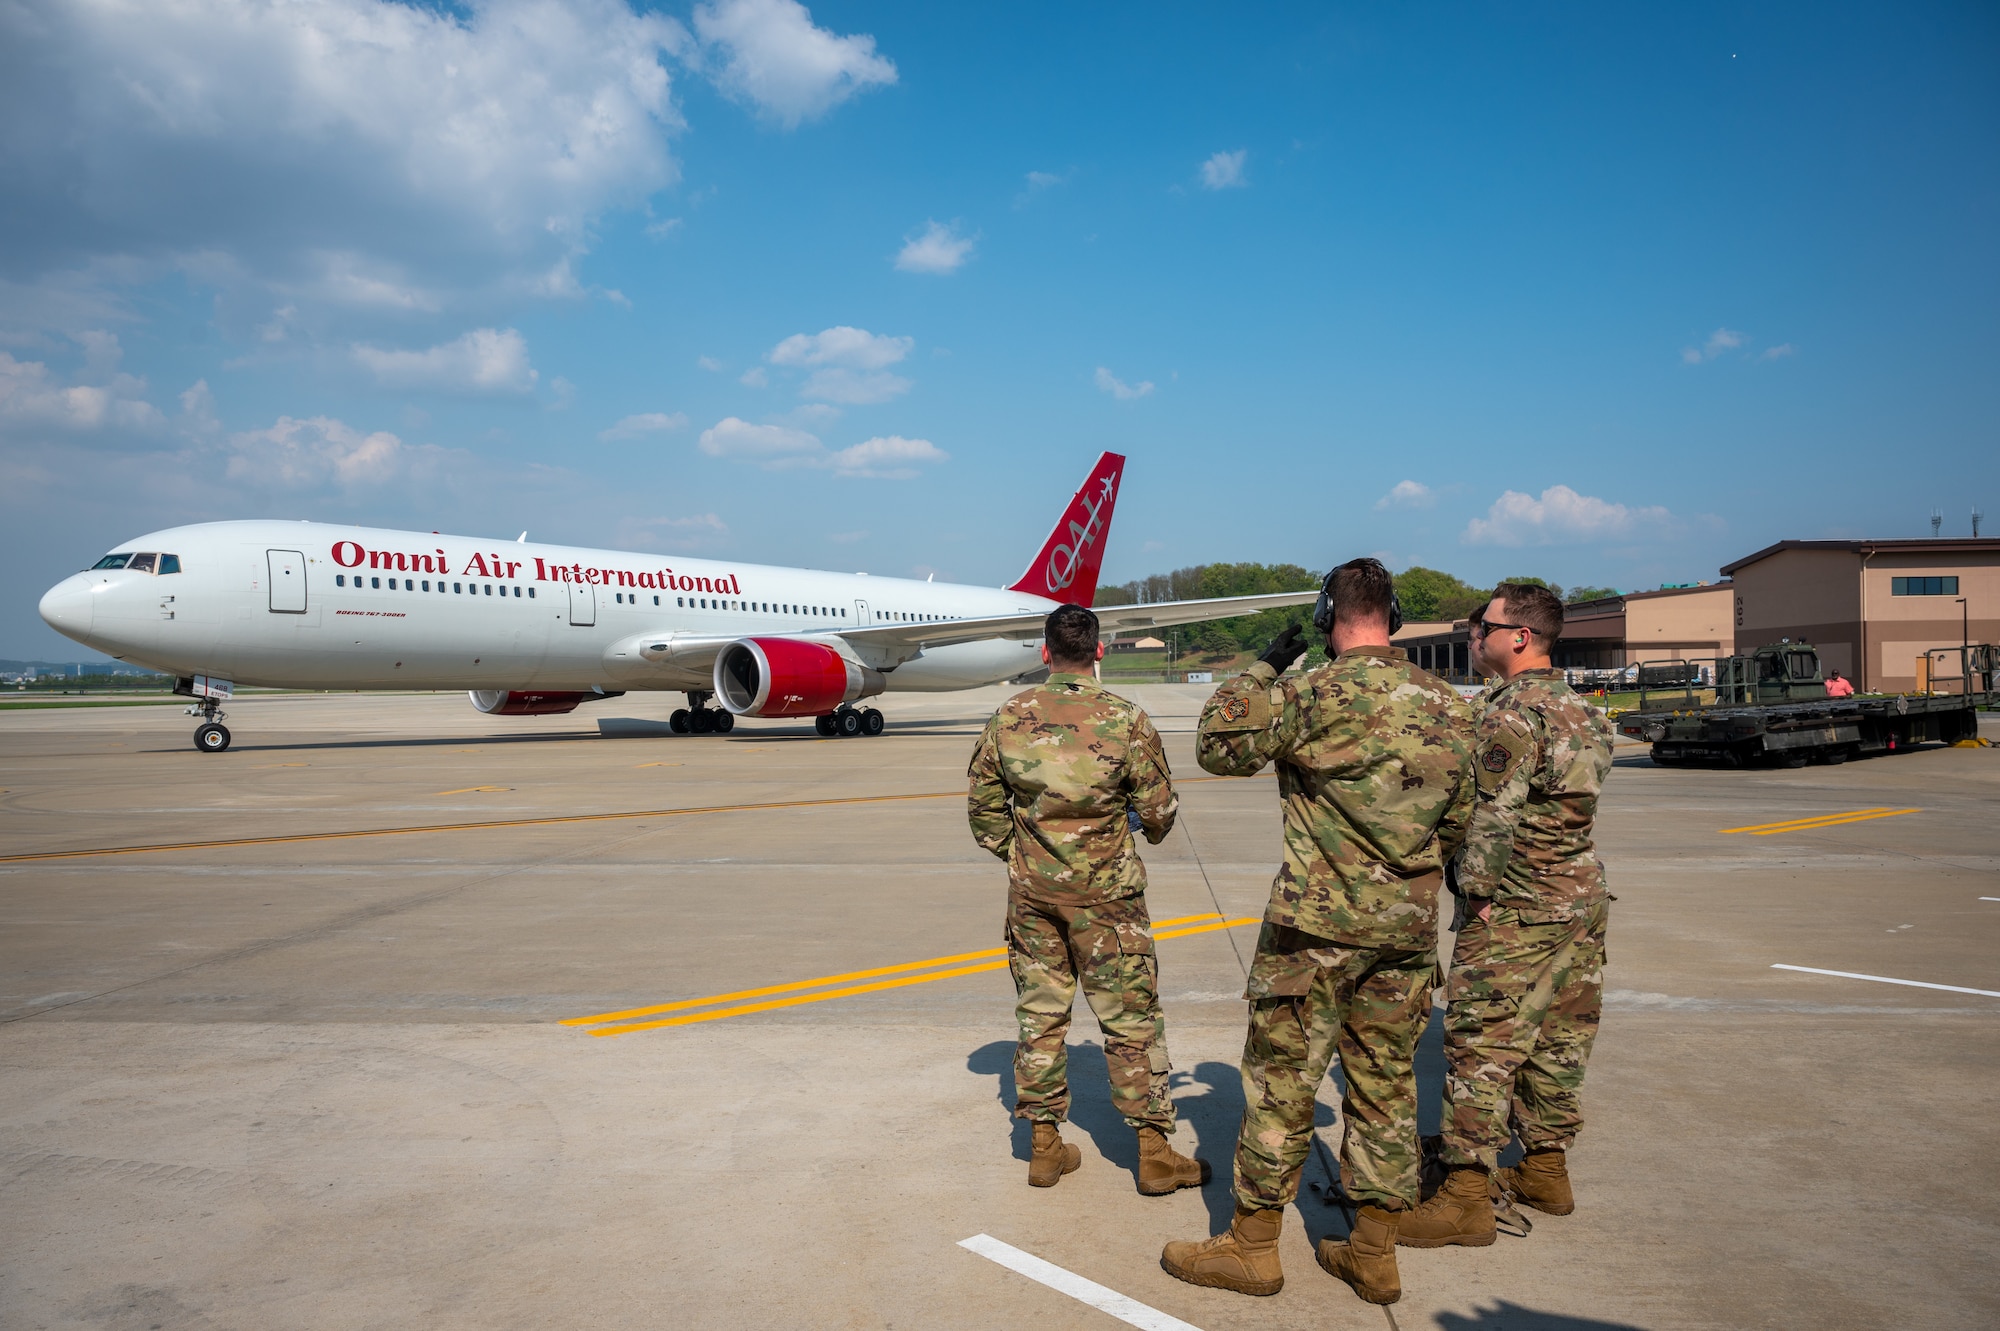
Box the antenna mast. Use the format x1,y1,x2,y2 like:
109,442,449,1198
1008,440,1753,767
1974,508,1985,539
1930,508,1943,538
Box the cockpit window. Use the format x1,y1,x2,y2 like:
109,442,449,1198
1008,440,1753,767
92,553,132,570
158,554,181,575
127,553,157,574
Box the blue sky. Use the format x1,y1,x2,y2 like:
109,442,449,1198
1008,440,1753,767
3,1,1995,660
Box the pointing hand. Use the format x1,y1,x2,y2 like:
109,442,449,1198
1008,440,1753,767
1258,623,1309,674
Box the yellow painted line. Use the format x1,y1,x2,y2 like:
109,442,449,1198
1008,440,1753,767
560,914,1228,1027
1721,808,1919,836
579,916,1261,1037
434,785,513,795
636,762,682,769
0,774,1270,866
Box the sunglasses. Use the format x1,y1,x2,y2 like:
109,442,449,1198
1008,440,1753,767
1469,619,1535,638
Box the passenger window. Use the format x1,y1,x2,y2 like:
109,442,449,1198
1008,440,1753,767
336,575,346,587
454,582,462,593
91,553,133,570
128,553,157,574
406,579,414,590
158,554,181,575
515,587,523,598
372,577,381,589
653,595,659,605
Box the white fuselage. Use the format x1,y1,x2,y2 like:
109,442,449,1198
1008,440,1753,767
38,520,1056,694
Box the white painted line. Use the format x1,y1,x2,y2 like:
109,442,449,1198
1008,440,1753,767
958,1234,1203,1331
1981,897,2000,902
1772,964,2000,999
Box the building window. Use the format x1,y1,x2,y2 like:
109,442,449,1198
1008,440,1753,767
1891,576,1959,596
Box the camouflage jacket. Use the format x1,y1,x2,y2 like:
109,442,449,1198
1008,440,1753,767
1457,669,1613,921
967,673,1178,906
1196,646,1477,951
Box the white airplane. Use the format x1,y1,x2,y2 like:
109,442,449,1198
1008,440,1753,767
37,452,1315,752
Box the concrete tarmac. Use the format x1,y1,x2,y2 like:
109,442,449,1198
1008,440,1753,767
2,687,1997,1330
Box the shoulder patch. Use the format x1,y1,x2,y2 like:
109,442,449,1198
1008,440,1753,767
1219,695,1250,723
1481,743,1512,774
1474,708,1536,794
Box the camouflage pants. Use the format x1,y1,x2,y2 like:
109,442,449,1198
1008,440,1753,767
1008,893,1174,1131
1233,923,1433,1212
1439,899,1609,1169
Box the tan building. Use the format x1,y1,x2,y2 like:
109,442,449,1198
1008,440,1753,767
1719,538,2000,692
1554,584,1735,670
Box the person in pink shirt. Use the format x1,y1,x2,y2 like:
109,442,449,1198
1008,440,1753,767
1825,671,1855,698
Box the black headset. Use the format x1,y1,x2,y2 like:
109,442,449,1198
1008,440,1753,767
1311,557,1403,637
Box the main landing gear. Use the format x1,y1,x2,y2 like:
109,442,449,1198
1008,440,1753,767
188,697,230,753
816,706,885,738
669,691,736,735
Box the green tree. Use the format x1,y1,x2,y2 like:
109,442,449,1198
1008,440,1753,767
1565,585,1620,604
1395,566,1489,622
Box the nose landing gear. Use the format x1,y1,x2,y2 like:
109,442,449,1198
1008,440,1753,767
187,698,230,752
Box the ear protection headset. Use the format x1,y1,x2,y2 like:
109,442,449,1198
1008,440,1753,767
1312,557,1403,637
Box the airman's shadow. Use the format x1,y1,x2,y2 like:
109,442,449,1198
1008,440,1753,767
1435,1302,1649,1330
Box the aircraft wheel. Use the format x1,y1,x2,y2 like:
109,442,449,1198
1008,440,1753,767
815,714,837,737
838,709,864,738
712,710,736,734
194,722,231,753
690,709,714,734
669,709,691,734
861,708,884,737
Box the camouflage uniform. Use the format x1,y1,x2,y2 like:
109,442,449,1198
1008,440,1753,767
968,672,1180,1130
1197,647,1476,1211
1440,668,1613,1169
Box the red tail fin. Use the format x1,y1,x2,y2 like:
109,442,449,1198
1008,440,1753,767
1009,451,1125,605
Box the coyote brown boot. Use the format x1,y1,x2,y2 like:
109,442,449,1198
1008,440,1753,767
1497,1148,1574,1215
1315,1205,1403,1306
1397,1165,1497,1248
1135,1126,1211,1195
1028,1123,1081,1188
1160,1206,1284,1296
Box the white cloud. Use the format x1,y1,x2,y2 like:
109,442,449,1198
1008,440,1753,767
739,366,769,387
599,411,688,440
1094,366,1154,401
1462,485,1673,547
352,328,538,394
616,512,728,550
696,417,944,478
1025,170,1065,191
698,416,821,459
1681,327,1747,364
0,337,165,435
1760,343,1796,361
691,0,896,127
697,355,725,372
769,326,913,369
800,368,911,404
645,217,684,240
895,220,975,274
224,415,423,489
1200,149,1248,190
1374,480,1436,511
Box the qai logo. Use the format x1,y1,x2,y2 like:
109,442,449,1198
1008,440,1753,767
1044,475,1117,592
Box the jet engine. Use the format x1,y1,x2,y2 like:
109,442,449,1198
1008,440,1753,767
713,638,886,717
469,689,621,716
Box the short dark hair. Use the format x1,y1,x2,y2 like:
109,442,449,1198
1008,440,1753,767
1045,603,1100,667
1494,582,1564,639
1329,558,1395,625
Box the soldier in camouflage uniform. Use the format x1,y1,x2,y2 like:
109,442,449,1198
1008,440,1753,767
967,603,1209,1195
1160,559,1476,1306
1399,582,1613,1250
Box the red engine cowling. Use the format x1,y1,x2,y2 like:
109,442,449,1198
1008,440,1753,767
713,638,886,718
469,689,593,715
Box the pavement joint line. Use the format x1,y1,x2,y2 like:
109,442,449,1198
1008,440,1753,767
0,774,1270,864
559,912,1229,1027
579,917,1261,1036
1720,808,1919,835
1770,964,2000,999
957,1233,1203,1331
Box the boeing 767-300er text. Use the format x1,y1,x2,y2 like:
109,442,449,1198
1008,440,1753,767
37,452,1315,751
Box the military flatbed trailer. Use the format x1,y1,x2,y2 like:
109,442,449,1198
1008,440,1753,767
1616,641,1997,767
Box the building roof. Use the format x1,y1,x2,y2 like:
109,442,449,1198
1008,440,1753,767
1721,538,2000,576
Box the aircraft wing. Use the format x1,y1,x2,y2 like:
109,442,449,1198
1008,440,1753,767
613,590,1318,677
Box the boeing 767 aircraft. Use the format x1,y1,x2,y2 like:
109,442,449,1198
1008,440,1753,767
37,452,1315,751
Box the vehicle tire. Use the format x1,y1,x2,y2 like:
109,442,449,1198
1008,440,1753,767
669,709,690,734
194,722,231,753
690,708,713,734
1825,747,1850,765
861,708,885,737
838,709,864,737
712,710,735,734
815,714,837,737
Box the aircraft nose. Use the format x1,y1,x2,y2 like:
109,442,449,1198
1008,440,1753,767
38,575,94,640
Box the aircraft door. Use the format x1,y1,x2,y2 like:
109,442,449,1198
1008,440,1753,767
568,579,596,627
267,549,307,613
854,599,871,625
